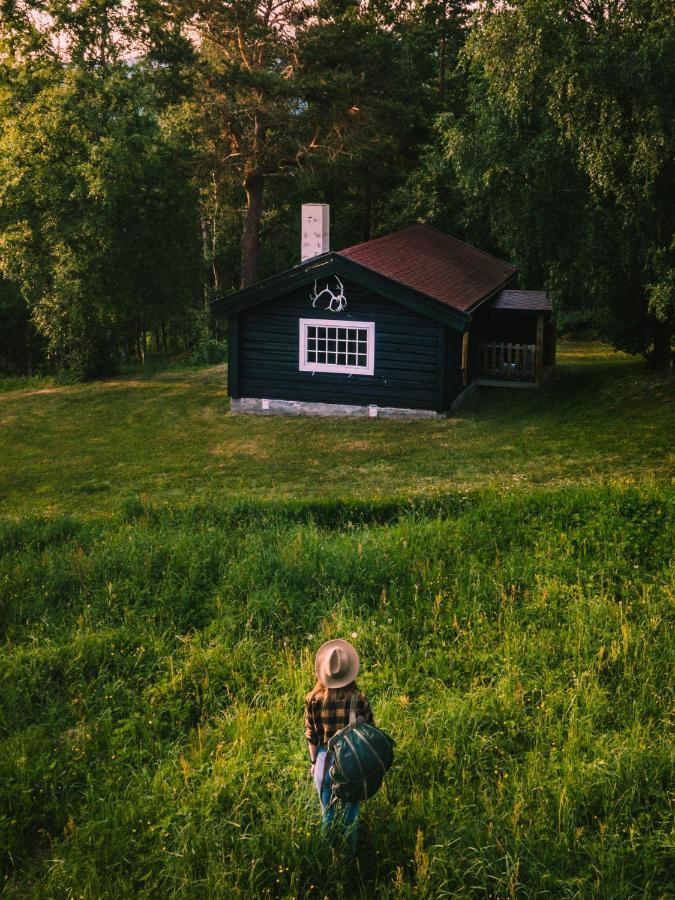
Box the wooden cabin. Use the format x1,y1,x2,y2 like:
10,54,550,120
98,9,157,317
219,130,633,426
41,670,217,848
212,214,555,418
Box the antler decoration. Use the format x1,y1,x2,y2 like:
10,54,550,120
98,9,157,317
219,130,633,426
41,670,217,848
310,276,347,312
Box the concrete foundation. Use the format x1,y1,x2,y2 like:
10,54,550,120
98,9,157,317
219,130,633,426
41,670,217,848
230,397,446,420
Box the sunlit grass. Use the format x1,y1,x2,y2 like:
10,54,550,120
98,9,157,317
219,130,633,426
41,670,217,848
0,485,672,896
0,341,672,520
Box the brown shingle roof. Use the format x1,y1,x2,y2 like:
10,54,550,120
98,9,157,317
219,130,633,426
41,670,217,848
338,224,516,313
492,290,551,312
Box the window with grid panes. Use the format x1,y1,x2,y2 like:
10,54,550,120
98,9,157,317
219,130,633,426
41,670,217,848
298,318,375,375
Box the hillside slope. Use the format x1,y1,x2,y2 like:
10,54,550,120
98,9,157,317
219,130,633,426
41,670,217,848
1,340,672,896
0,341,672,519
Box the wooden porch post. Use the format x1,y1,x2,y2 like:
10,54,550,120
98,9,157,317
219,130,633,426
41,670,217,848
535,314,544,384
461,331,469,386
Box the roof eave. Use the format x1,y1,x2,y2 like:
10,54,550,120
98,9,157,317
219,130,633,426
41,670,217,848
210,253,337,317
212,253,471,330
465,272,520,320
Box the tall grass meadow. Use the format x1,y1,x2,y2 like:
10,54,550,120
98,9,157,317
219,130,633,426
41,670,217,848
1,485,672,897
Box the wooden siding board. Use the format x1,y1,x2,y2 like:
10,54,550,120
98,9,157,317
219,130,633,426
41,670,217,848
228,314,240,398
239,381,436,406
240,334,438,356
461,331,469,386
248,321,442,340
240,374,435,394
239,352,438,377
240,336,438,372
437,325,447,413
238,358,439,387
240,368,437,390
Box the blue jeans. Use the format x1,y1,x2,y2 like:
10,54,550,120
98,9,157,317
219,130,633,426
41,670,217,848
313,747,360,853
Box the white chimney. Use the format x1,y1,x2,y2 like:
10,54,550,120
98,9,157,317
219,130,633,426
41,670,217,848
301,203,330,262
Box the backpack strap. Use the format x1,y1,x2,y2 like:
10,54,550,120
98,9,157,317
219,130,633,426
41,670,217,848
349,691,358,726
326,693,362,808
324,749,339,810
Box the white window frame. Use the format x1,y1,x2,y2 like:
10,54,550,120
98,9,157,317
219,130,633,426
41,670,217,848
299,318,375,376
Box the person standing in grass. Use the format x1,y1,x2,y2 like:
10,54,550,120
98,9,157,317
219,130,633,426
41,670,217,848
305,639,374,854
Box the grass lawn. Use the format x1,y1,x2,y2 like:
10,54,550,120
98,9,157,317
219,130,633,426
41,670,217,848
0,340,672,519
0,340,673,897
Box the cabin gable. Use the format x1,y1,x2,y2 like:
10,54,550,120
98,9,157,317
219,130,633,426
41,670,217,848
213,253,469,331
233,276,450,412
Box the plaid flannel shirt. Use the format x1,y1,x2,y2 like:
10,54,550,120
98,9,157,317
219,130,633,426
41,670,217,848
304,691,374,748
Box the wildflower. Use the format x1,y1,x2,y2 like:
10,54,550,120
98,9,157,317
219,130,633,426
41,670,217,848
351,631,358,639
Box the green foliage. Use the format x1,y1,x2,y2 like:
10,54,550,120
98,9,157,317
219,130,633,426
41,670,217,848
555,308,602,336
0,483,672,895
0,373,57,394
188,314,228,366
646,237,675,327
0,275,43,376
0,1,672,372
182,0,438,288
439,0,674,360
0,42,202,378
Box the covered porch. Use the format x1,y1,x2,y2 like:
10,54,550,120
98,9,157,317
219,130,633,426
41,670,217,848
470,290,555,386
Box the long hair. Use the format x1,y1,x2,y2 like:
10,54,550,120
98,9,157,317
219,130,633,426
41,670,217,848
305,679,358,705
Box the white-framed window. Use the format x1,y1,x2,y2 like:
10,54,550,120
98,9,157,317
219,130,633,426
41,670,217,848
299,318,375,376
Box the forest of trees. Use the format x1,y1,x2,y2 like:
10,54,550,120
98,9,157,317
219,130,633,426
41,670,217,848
0,0,672,378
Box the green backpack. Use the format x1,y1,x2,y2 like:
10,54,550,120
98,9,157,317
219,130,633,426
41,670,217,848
326,693,395,803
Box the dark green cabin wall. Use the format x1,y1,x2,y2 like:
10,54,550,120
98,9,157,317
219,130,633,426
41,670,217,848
236,279,460,410
228,314,239,398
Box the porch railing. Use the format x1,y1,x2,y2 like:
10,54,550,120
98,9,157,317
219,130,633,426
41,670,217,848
476,342,537,382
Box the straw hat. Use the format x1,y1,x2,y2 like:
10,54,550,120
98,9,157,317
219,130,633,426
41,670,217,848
315,639,360,689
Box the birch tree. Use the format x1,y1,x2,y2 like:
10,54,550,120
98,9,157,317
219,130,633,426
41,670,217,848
442,0,674,360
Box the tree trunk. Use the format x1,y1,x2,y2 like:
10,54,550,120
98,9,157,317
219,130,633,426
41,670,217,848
201,215,211,310
211,173,220,295
136,323,145,364
26,327,33,376
240,171,265,288
160,315,168,354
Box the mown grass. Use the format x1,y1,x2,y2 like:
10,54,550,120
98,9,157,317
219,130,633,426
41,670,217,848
1,485,673,897
0,341,672,519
